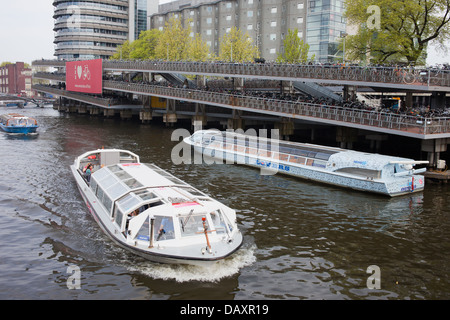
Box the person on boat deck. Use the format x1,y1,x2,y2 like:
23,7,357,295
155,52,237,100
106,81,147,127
84,164,93,182
82,162,92,173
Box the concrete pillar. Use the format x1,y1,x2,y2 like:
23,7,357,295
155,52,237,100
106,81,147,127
274,119,294,140
366,134,388,152
405,92,413,110
78,105,87,114
68,105,77,113
233,78,245,91
120,109,133,120
89,107,100,116
227,117,245,130
343,85,357,101
103,108,116,118
163,113,177,126
336,127,358,149
164,99,177,126
430,91,446,110
421,138,449,168
197,75,207,89
140,110,152,123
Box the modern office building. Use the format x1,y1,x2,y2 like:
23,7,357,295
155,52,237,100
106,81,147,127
150,0,346,62
0,62,32,97
53,0,158,60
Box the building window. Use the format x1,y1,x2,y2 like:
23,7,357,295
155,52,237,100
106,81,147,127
190,10,195,16
206,17,212,24
298,3,304,9
271,21,277,27
271,7,277,13
270,48,276,54
206,29,212,35
298,31,303,38
226,15,232,21
226,27,231,33
247,11,253,17
297,17,303,24
270,34,276,40
247,24,253,30
226,2,232,8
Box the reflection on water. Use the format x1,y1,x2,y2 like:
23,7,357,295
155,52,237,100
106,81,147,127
0,106,448,299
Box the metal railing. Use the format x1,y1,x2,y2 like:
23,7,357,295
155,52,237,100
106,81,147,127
102,81,450,135
32,80,450,136
32,59,450,88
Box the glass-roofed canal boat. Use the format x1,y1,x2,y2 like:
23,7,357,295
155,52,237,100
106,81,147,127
184,130,429,197
70,149,243,265
0,113,38,134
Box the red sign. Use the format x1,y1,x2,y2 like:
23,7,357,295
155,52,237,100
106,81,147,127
66,59,103,94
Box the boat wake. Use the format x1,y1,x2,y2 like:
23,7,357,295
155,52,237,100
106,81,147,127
127,244,257,283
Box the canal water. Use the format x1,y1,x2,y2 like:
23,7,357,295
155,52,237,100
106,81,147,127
0,105,448,300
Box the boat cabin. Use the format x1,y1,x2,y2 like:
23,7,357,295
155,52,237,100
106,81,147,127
0,113,37,127
86,157,236,248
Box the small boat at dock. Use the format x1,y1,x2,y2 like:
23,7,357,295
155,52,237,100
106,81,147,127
70,148,243,266
0,113,38,134
184,130,429,197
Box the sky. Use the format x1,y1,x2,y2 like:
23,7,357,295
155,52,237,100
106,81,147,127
0,0,447,66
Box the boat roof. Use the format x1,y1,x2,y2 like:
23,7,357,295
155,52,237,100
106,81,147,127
0,113,34,120
91,162,211,212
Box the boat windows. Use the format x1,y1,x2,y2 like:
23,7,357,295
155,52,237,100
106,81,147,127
96,186,105,204
105,181,128,200
334,167,381,179
117,193,141,213
122,178,143,189
102,194,113,212
90,178,98,193
312,160,326,168
154,216,175,241
210,210,232,234
135,190,157,201
114,170,132,180
179,214,210,237
115,208,124,229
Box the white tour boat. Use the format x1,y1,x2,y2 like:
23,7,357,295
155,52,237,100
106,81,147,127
70,148,243,265
184,130,428,197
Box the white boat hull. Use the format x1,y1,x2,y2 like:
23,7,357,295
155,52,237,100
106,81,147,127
71,163,243,266
191,144,425,197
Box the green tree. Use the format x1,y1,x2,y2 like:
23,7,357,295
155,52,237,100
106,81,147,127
130,29,161,60
277,28,314,63
219,27,259,62
188,33,213,61
110,40,132,60
344,0,450,64
155,17,192,61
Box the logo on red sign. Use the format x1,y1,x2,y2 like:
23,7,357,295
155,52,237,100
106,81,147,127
66,59,103,94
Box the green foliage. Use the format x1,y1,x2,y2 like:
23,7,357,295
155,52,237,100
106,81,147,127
219,27,259,62
277,28,313,63
188,33,214,61
110,40,131,60
130,29,161,60
155,17,192,61
344,0,450,64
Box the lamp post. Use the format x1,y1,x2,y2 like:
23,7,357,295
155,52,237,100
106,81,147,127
341,32,348,64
